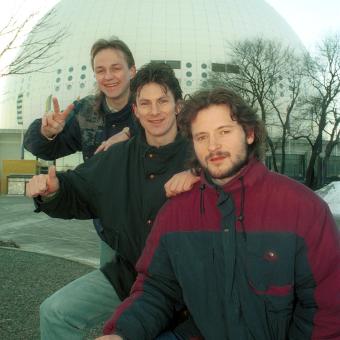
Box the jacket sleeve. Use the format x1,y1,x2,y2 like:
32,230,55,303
103,208,183,339
23,111,82,160
33,152,105,219
290,203,340,339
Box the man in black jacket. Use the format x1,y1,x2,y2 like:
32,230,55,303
26,63,199,340
24,38,137,161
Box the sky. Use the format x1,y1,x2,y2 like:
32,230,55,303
0,0,340,71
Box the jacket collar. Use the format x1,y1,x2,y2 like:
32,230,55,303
201,158,267,193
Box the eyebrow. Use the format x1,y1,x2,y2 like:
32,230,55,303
193,124,234,136
138,94,170,101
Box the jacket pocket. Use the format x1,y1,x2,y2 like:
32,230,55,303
245,235,295,340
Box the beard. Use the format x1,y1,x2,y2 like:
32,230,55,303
203,147,249,183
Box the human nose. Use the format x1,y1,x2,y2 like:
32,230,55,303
103,70,113,79
207,134,221,152
150,102,160,115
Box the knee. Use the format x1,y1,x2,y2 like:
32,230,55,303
40,293,67,322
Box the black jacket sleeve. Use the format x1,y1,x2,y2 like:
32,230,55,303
33,151,109,219
23,113,82,160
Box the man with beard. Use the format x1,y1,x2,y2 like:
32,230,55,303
99,87,340,340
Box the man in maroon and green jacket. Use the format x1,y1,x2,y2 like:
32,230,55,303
99,88,340,340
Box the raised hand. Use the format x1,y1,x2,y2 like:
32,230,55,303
26,166,60,198
41,97,75,139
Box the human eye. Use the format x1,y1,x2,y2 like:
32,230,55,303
159,98,169,105
220,129,231,135
195,134,208,143
112,65,122,72
95,68,104,75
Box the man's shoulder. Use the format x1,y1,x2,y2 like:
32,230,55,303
266,170,328,212
73,95,96,116
161,182,201,215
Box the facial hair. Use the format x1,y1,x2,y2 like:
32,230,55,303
203,143,249,182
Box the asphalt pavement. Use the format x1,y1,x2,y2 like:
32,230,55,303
0,195,101,339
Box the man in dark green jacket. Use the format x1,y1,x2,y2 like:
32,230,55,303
26,63,200,340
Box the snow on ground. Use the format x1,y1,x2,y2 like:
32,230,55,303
316,181,340,216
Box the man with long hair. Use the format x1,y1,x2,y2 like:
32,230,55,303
101,88,340,340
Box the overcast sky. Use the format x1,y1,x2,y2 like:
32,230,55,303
0,0,339,59
1,0,340,47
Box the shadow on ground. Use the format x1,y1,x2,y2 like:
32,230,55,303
0,248,102,340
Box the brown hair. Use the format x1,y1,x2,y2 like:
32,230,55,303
90,38,135,69
178,87,266,172
130,62,182,104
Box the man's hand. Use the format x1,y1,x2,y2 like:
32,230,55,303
94,127,130,154
164,170,200,197
95,335,123,340
41,97,74,139
26,166,60,198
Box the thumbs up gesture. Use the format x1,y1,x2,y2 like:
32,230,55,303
26,166,60,198
41,97,75,140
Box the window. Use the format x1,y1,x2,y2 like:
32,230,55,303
211,63,226,72
186,62,192,68
151,60,181,69
226,64,240,74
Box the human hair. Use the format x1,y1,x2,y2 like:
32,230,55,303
90,38,135,69
178,87,266,172
90,38,135,115
130,62,182,104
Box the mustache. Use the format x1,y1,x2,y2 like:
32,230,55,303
205,151,230,162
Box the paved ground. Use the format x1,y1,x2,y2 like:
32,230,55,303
0,195,101,339
0,195,100,266
0,195,339,339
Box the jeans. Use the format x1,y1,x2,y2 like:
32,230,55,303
40,241,119,340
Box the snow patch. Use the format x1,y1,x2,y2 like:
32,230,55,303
316,181,340,216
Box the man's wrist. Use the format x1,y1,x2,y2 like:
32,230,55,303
41,132,57,141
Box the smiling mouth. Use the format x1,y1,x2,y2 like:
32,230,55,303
105,83,119,88
149,119,164,124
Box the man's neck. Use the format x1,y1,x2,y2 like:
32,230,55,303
145,129,178,148
105,95,129,112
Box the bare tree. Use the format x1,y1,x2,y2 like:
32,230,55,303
291,34,340,189
209,38,304,173
0,7,68,78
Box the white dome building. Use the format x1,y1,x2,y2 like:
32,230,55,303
0,0,304,130
0,0,308,193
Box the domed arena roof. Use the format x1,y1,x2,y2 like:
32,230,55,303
0,0,304,129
